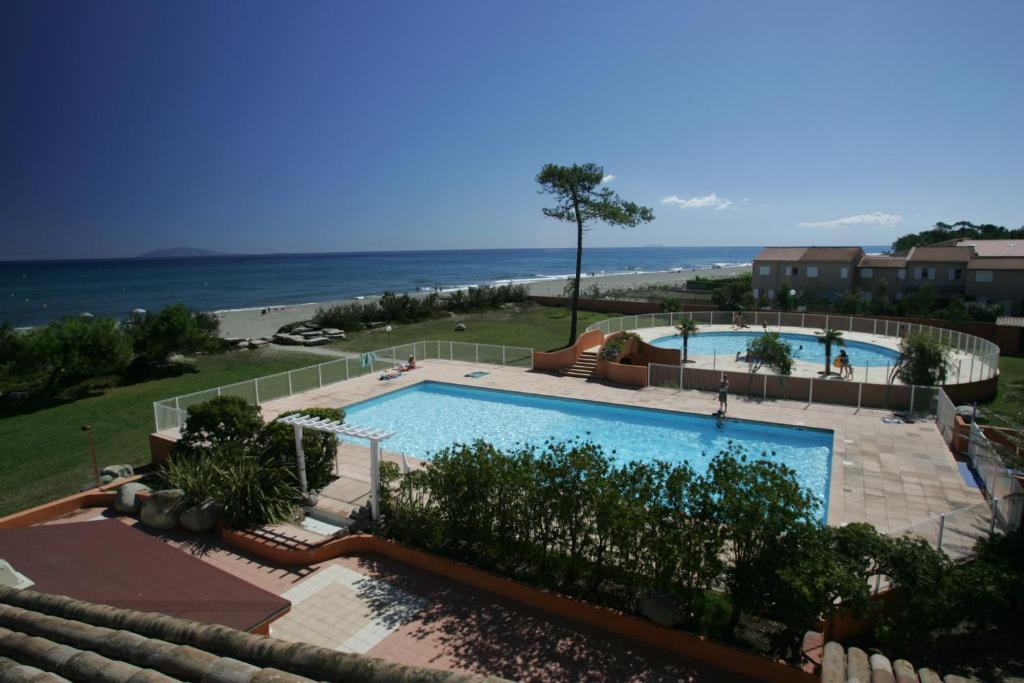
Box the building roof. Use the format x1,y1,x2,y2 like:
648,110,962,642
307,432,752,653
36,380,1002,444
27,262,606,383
754,246,863,263
857,254,906,268
957,239,1024,257
820,641,959,683
906,245,975,262
0,586,504,683
966,257,1024,270
0,519,288,632
754,247,807,262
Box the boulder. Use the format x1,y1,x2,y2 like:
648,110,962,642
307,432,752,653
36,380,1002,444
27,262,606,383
140,489,186,530
114,482,151,514
236,341,250,349
249,339,269,348
180,500,220,533
321,328,342,335
100,464,134,480
303,336,330,346
100,474,115,485
637,591,688,627
300,330,323,339
454,323,466,332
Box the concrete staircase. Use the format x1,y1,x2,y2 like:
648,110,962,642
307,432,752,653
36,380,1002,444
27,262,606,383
560,348,599,379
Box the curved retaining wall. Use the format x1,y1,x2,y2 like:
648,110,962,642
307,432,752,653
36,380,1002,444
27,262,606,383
532,329,604,372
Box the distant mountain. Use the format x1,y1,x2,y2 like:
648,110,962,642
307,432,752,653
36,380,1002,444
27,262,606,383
136,247,226,259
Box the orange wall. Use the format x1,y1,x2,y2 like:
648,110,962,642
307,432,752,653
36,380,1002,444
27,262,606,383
149,432,177,466
532,328,604,371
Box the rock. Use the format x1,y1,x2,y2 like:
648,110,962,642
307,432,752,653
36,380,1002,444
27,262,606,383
223,337,245,344
248,339,268,348
101,464,134,481
301,492,319,507
321,328,342,335
114,482,151,514
303,336,330,346
100,474,115,485
300,330,323,339
349,504,372,522
140,489,186,530
637,591,687,627
180,500,220,533
236,341,250,349
454,323,466,332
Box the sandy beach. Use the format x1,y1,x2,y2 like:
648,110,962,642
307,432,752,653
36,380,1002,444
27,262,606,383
215,265,751,339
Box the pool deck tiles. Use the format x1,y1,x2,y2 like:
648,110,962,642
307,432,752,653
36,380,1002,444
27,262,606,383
257,358,984,541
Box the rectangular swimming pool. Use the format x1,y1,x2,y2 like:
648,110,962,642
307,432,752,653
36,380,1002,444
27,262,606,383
342,382,833,518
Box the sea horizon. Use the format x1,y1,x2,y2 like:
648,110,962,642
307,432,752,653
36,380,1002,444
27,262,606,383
1,245,890,327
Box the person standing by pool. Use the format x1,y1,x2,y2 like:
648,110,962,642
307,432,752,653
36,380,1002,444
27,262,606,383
717,378,729,414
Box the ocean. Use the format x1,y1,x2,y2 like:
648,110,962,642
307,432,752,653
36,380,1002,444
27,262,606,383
0,246,883,327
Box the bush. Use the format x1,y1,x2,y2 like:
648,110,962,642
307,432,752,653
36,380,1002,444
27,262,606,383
158,443,300,529
379,439,854,654
599,332,639,361
896,331,949,385
264,407,344,490
175,396,265,456
133,304,222,362
23,315,133,386
746,332,794,375
711,273,755,310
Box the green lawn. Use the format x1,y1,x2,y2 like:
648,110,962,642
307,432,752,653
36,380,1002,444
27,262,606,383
980,355,1024,419
0,349,325,517
327,304,612,353
0,304,614,517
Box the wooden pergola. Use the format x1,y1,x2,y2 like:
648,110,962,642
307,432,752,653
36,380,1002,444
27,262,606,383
274,413,397,521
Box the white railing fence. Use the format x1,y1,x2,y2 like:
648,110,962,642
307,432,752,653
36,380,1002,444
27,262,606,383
587,311,1000,384
647,361,938,414
153,340,533,432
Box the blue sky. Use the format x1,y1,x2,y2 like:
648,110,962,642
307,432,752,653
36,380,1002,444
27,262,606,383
1,0,1021,260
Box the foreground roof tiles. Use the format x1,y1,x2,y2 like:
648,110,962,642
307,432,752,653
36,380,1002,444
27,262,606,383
755,246,863,262
0,586,507,683
820,641,966,683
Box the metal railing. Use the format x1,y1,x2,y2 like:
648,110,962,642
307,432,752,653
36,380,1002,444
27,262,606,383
587,311,1000,384
153,340,533,432
647,362,939,414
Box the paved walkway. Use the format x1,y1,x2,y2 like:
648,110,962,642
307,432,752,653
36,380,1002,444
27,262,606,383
257,359,983,536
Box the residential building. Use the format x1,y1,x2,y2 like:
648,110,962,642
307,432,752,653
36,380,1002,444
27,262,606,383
751,247,864,303
752,240,1024,314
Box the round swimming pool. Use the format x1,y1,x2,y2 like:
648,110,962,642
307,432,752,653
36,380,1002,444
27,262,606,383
650,331,901,368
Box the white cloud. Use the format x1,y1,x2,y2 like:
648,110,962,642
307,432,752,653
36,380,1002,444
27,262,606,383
741,197,750,202
662,192,732,210
600,174,615,183
797,212,903,228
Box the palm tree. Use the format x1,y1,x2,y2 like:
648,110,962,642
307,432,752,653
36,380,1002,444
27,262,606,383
815,328,845,376
675,319,699,364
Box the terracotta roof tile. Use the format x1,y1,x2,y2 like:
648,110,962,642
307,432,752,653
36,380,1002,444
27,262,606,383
857,255,906,268
907,246,975,262
754,247,807,261
958,239,1024,257
798,247,864,262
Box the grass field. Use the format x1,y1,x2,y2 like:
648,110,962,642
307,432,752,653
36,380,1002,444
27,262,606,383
0,349,324,517
0,304,612,517
980,356,1024,420
327,304,612,353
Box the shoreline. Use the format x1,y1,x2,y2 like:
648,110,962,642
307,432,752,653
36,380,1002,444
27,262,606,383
215,264,751,339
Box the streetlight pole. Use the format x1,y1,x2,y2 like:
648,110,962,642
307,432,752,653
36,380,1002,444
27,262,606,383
81,425,99,487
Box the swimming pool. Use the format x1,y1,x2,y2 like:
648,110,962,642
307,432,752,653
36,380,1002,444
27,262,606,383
342,381,832,517
650,331,900,368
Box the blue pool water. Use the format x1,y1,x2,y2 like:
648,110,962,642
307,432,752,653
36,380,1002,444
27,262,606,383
342,382,832,517
651,331,900,368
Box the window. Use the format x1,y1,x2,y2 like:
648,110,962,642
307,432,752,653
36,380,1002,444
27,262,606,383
948,268,962,281
758,265,771,276
784,266,799,276
916,267,935,280
976,270,994,283
753,288,760,298
806,266,819,278
840,267,848,279
914,267,922,279
767,289,775,300
897,269,906,280
895,292,904,301
860,268,874,279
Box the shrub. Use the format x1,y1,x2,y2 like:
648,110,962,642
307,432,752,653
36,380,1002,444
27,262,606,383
746,332,794,375
711,272,755,310
175,396,265,456
157,443,300,529
896,331,949,385
132,304,222,362
264,407,344,490
378,439,853,654
24,315,133,386
661,296,681,312
599,332,639,361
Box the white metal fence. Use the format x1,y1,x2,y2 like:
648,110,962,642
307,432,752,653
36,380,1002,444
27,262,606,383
587,311,1000,384
153,341,533,432
647,361,939,414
